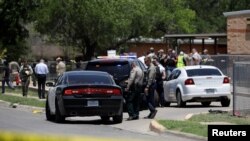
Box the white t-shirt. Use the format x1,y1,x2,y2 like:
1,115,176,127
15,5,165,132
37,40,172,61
192,52,202,65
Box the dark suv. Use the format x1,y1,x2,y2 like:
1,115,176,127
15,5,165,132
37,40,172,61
85,58,148,110
85,58,147,92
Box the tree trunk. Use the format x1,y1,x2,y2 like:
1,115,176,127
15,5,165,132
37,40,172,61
83,44,95,61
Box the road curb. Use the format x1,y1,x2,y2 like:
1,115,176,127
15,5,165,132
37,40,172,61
0,99,44,112
149,119,207,141
149,120,166,134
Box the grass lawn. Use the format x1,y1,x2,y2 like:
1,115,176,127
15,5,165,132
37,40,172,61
158,112,250,137
5,87,39,97
0,87,45,108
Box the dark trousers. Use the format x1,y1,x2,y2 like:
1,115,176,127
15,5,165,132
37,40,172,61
37,74,46,99
2,78,14,93
156,81,165,106
21,78,30,97
127,84,141,118
146,84,156,113
32,74,37,86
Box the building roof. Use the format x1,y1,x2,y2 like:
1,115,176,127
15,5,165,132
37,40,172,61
223,10,250,17
164,33,227,39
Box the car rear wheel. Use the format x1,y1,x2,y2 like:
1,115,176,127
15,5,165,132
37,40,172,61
176,90,186,107
201,101,211,107
46,100,55,121
113,113,123,124
221,98,230,107
55,101,65,123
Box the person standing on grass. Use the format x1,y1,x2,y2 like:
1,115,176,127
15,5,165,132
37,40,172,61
35,59,49,99
1,61,14,94
19,59,33,97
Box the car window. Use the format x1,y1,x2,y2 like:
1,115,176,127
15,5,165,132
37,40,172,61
137,60,147,71
186,68,222,77
55,75,64,86
86,61,130,81
67,74,113,85
173,70,181,79
167,70,176,81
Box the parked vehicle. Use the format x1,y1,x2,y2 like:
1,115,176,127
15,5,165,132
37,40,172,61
45,71,123,123
163,65,231,107
85,57,147,103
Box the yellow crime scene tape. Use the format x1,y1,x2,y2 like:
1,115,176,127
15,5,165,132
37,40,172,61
0,130,131,141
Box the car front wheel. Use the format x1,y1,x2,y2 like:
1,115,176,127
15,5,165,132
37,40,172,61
176,90,186,107
46,100,55,121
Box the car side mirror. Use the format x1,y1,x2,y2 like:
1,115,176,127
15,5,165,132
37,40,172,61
46,82,55,87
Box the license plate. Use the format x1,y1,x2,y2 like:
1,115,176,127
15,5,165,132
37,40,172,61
206,89,215,94
87,100,99,107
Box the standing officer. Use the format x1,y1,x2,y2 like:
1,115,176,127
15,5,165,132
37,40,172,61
35,59,49,99
56,57,66,76
19,60,33,97
125,62,144,120
1,61,14,94
144,56,157,119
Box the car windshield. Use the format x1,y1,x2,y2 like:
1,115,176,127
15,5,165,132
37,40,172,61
86,61,130,80
186,68,222,77
67,74,113,85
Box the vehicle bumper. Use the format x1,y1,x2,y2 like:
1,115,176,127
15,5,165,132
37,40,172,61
182,86,231,102
58,96,123,117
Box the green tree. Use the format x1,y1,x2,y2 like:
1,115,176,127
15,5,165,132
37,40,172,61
0,0,39,61
35,0,195,60
187,0,250,33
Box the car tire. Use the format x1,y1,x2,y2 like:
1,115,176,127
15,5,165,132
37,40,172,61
165,102,171,107
221,98,230,107
201,101,211,107
46,100,55,121
176,90,186,107
55,101,65,123
113,113,123,124
101,116,110,122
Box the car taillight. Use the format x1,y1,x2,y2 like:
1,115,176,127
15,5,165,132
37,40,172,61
185,78,195,85
223,77,230,84
64,88,121,95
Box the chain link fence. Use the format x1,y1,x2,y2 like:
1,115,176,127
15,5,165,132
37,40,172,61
208,55,250,117
232,62,250,117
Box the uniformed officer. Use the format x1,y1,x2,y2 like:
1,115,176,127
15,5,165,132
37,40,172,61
125,62,144,120
144,56,157,119
19,60,33,97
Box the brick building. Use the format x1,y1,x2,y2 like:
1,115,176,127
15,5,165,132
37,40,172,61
127,34,227,57
224,10,250,54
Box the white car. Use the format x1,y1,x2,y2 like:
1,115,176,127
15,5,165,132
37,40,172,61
163,65,231,107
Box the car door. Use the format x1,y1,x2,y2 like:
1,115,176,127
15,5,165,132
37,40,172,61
164,70,176,101
48,75,64,113
170,70,181,101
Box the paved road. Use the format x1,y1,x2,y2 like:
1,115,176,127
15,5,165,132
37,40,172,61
0,101,206,141
0,96,232,141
